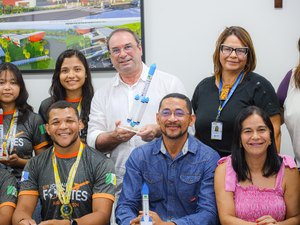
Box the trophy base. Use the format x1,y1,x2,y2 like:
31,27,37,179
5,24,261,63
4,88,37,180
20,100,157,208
119,125,139,133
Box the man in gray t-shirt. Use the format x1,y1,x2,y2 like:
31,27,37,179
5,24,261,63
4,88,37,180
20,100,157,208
13,101,116,225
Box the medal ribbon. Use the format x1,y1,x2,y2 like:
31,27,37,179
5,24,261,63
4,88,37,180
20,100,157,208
65,97,82,116
3,110,18,156
52,142,84,213
77,100,82,116
216,71,244,121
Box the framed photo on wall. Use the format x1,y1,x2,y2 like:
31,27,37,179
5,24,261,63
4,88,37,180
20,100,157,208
0,0,144,72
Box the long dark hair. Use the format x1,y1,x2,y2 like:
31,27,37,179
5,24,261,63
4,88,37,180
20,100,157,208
49,49,94,129
231,106,282,182
294,37,300,88
0,63,33,123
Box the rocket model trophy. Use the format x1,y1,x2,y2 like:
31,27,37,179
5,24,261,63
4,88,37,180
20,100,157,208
0,109,5,159
140,183,153,225
120,64,157,132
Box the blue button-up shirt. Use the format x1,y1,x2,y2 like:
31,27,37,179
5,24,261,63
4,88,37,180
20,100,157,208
116,134,220,225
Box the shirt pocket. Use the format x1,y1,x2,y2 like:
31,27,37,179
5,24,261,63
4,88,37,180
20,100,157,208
143,172,164,202
178,174,201,205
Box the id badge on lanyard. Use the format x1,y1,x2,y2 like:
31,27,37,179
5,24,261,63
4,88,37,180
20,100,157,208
211,121,223,140
211,72,243,141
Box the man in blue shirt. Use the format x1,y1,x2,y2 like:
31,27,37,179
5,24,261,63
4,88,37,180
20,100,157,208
116,93,220,225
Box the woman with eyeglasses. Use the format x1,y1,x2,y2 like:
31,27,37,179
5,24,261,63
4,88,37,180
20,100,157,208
191,26,281,157
38,49,94,143
277,37,300,168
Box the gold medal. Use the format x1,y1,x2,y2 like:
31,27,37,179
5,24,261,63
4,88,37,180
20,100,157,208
60,203,73,219
52,142,84,219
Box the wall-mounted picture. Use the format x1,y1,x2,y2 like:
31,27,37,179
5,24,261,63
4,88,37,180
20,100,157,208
0,0,144,72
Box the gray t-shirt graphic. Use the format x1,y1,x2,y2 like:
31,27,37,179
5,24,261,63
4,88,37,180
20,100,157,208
0,168,17,206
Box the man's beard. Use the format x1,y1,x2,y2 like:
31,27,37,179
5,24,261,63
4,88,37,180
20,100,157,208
161,126,188,140
52,133,79,149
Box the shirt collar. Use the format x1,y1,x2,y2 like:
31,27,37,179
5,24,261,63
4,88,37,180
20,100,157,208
158,136,190,156
112,63,147,87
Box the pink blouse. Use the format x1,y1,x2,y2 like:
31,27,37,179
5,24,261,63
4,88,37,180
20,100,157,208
218,155,297,222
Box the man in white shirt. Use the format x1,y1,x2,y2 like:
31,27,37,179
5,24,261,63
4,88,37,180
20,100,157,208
87,28,186,200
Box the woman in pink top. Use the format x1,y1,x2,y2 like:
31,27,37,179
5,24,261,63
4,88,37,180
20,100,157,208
214,106,300,225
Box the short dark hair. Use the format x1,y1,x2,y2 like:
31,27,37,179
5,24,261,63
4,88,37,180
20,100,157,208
47,100,79,121
158,93,192,114
231,106,282,182
49,49,94,128
0,62,33,123
106,28,140,51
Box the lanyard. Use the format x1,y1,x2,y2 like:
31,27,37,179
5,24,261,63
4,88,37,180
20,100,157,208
52,142,84,218
77,100,82,116
65,97,82,116
216,72,244,121
3,110,18,156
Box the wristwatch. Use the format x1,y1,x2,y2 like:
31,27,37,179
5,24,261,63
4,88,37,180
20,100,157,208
70,219,78,225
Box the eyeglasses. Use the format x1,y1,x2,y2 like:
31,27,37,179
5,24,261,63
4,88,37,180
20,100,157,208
220,44,248,57
110,44,137,56
159,109,190,119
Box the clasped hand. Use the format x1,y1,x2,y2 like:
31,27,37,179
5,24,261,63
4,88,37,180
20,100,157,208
0,153,20,167
256,215,278,225
130,211,174,225
114,122,160,143
130,211,162,225
114,121,136,143
137,124,160,142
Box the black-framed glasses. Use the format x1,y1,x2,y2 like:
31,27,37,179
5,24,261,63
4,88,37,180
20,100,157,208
220,44,248,57
159,109,190,119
